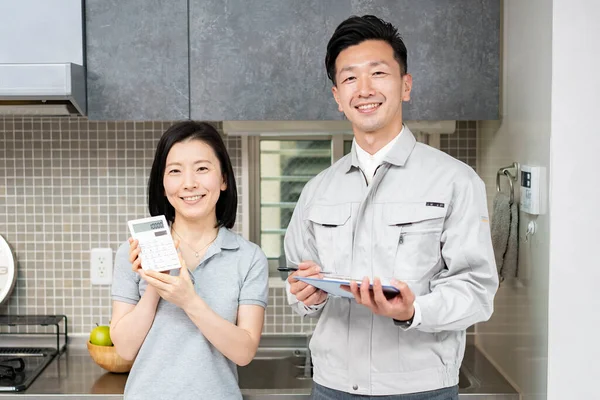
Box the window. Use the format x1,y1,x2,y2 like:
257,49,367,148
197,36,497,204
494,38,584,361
247,135,352,277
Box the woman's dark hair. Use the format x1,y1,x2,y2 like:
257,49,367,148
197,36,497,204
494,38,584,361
325,15,408,85
147,121,237,229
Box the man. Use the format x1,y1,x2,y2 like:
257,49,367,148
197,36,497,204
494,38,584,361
284,15,498,399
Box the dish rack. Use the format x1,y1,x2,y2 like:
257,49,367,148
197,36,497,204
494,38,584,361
0,315,68,353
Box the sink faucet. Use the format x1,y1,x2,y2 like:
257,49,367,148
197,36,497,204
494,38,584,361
304,333,312,378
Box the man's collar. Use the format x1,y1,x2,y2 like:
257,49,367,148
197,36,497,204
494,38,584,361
346,125,417,172
383,125,417,167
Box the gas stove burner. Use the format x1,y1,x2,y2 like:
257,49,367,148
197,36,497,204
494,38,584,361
0,357,25,380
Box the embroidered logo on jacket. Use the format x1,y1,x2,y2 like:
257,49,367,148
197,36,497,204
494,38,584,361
425,202,445,208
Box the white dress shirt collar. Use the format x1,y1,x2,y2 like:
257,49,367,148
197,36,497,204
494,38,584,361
354,126,404,185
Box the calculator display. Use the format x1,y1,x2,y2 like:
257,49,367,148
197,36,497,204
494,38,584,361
132,219,166,233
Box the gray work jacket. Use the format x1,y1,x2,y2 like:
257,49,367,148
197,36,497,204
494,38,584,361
284,127,498,395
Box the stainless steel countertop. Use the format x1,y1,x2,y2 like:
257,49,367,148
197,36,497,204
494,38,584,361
0,335,518,399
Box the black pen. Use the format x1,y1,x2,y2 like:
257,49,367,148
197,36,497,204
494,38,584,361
277,266,333,274
276,267,299,272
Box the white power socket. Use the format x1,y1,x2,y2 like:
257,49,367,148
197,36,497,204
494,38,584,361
91,248,113,285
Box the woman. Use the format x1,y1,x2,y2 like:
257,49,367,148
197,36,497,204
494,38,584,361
111,121,268,400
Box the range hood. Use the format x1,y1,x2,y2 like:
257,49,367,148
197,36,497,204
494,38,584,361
0,0,86,116
0,63,86,115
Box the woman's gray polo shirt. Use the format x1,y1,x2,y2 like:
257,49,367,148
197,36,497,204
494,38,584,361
112,227,269,400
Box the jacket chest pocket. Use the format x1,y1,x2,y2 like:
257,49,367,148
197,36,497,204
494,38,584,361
306,204,352,275
376,203,446,280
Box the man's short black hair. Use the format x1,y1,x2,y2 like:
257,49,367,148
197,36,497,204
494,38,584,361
147,121,237,229
325,15,408,85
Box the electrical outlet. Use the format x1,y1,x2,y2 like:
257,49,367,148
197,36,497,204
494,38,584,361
91,248,113,285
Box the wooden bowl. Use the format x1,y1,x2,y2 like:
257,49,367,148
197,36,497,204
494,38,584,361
87,341,134,373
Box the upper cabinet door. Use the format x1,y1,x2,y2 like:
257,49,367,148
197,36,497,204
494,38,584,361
351,0,500,121
189,0,350,121
86,0,189,120
190,0,500,121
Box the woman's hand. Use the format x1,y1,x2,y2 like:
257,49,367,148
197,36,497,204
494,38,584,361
128,237,148,281
143,251,197,309
128,237,179,281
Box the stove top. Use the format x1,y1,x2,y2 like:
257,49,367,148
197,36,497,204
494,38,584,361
0,314,67,392
0,347,57,392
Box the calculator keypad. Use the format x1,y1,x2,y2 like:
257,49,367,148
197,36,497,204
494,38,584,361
139,238,180,271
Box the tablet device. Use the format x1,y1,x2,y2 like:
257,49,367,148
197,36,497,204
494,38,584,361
295,276,400,299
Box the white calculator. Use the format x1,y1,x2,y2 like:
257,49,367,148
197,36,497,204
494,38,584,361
127,215,181,272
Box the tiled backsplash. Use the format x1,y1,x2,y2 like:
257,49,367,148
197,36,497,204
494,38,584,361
0,117,477,335
0,117,242,334
441,121,477,171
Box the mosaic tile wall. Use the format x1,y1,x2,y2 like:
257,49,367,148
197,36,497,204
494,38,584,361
441,121,477,171
0,117,477,335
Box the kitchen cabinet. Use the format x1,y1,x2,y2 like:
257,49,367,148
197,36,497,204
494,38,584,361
85,0,499,121
189,0,347,121
86,0,189,120
189,0,500,121
351,0,500,121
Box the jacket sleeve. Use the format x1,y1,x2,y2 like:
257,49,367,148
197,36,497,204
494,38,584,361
284,183,328,318
415,175,499,332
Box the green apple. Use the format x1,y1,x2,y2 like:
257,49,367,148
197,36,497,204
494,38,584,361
89,324,113,346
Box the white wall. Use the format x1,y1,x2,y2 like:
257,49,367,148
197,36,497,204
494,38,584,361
476,1,551,399
479,1,600,399
548,1,600,399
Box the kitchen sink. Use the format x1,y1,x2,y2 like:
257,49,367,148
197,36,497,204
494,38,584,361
238,347,477,391
459,368,477,389
238,348,311,390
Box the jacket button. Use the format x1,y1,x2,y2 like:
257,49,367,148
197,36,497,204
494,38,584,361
352,384,358,390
